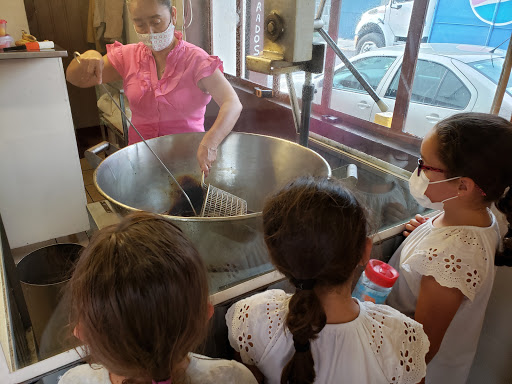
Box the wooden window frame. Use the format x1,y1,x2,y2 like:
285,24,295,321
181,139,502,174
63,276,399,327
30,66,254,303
208,0,431,150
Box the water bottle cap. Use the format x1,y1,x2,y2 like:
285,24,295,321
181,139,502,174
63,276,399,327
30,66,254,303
364,259,399,288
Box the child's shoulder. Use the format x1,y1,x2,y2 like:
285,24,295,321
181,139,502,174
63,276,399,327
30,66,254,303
416,212,500,253
359,300,425,334
358,301,430,383
403,215,500,300
58,364,109,384
227,289,290,323
225,289,289,365
187,354,258,383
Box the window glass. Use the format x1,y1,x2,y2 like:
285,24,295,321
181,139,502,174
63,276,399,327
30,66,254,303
468,58,512,96
333,56,396,92
385,60,470,109
435,70,471,109
385,60,447,105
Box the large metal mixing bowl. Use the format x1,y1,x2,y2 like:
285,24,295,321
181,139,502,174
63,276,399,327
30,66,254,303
93,132,331,293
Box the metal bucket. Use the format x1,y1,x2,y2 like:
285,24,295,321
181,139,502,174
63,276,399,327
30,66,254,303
17,243,82,359
91,132,331,292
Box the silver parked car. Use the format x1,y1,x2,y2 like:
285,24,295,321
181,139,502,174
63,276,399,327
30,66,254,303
281,43,512,138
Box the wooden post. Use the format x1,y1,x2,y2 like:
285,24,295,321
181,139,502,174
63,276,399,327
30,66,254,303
319,0,342,116
390,0,430,132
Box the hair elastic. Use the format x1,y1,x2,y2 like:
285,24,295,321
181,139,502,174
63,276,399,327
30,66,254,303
294,279,316,291
293,340,311,353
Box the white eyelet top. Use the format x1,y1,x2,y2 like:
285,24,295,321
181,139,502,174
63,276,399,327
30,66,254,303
226,289,429,384
58,353,258,384
387,210,500,384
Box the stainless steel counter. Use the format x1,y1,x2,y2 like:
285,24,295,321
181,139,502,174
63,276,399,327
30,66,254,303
0,45,67,60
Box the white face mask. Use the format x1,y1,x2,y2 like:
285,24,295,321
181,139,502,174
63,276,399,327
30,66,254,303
136,21,175,52
409,168,461,210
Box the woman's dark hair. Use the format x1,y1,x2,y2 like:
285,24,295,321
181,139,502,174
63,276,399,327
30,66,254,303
433,112,512,266
69,211,210,384
263,177,369,384
126,0,173,11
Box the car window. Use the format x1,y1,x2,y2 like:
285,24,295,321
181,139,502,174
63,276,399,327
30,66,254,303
332,56,396,93
468,58,512,96
435,70,471,109
385,60,470,109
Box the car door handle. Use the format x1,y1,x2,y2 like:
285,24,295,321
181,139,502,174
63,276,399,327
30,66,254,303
426,113,441,123
357,101,371,109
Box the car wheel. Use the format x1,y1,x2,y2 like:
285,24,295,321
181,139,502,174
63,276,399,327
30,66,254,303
356,32,385,54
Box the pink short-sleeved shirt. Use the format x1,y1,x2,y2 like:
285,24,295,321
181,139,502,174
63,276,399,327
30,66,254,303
107,32,223,145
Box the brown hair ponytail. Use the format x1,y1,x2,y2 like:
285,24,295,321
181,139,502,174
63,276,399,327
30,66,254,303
496,187,512,266
263,177,369,384
281,289,327,384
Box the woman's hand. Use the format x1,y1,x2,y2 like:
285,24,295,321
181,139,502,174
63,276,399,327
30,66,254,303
196,69,242,175
197,143,218,177
403,214,427,237
66,50,121,88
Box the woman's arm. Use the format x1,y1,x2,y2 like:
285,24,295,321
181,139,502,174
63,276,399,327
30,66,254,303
197,69,242,176
415,275,464,364
66,50,122,88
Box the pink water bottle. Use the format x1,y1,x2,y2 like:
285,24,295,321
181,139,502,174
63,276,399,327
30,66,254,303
353,259,399,304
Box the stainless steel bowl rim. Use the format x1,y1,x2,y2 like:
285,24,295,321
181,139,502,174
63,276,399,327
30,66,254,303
93,132,331,222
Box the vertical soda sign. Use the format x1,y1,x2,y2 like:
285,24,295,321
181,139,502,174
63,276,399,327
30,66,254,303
469,0,512,26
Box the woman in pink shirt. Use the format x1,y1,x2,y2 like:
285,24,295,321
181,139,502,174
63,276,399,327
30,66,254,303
66,0,242,176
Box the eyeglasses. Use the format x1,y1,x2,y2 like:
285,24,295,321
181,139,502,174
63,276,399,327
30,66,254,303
417,158,487,196
417,158,445,177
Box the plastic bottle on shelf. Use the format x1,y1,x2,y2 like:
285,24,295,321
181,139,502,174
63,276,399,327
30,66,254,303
352,259,399,304
0,20,6,36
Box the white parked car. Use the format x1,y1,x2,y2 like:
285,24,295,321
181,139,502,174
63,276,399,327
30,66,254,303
354,0,435,54
281,44,512,138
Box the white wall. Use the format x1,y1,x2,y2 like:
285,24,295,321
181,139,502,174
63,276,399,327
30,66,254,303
211,0,237,75
1,0,30,41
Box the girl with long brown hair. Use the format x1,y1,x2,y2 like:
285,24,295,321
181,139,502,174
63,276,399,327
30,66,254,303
59,211,257,384
226,177,429,384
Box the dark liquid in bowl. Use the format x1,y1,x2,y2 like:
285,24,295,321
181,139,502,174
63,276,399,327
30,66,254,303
167,175,204,217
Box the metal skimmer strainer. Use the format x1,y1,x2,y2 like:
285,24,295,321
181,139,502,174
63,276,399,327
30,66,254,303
200,172,248,217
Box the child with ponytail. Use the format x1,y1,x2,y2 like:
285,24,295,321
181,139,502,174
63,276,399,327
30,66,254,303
226,177,429,384
387,113,512,383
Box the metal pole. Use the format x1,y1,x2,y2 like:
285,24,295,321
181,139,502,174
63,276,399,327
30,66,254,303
317,28,389,112
300,72,314,147
315,0,328,20
491,33,512,115
484,1,500,47
286,73,301,133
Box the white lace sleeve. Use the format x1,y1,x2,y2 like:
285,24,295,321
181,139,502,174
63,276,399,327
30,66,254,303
361,302,429,384
404,228,493,301
226,289,289,366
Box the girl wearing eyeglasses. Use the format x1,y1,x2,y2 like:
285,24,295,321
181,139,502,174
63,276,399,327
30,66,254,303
386,112,512,384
